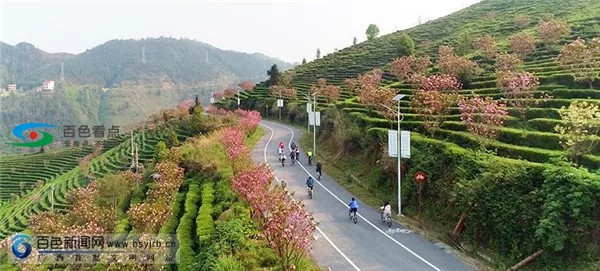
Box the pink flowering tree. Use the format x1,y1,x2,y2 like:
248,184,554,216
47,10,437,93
261,188,317,271
509,32,536,58
458,95,509,148
411,75,462,136
538,19,571,46
389,55,431,84
239,80,256,92
177,99,195,111
558,37,600,89
496,71,551,120
437,45,480,83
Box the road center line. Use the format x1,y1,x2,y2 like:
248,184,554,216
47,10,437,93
259,123,361,271
265,120,442,271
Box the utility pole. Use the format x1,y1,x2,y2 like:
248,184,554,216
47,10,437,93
141,46,146,63
51,186,55,212
60,62,65,82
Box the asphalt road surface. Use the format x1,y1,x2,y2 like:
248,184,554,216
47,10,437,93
252,120,476,271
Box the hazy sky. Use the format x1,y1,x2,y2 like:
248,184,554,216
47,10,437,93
1,0,481,63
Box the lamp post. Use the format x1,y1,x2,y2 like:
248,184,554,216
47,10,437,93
279,93,282,122
306,94,311,133
392,94,406,216
379,93,407,216
312,92,318,157
237,88,240,109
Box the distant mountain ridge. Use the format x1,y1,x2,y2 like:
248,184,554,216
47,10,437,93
0,38,292,89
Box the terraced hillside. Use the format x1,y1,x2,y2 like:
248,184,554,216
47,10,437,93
0,126,193,240
0,148,95,201
230,0,600,169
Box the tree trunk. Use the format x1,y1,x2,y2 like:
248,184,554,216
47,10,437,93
451,213,467,243
507,249,544,271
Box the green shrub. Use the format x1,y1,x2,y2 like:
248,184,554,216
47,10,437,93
197,183,215,245
215,255,245,271
214,218,247,255
176,183,201,271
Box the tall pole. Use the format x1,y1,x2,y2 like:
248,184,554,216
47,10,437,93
51,186,54,212
397,100,402,216
313,96,316,157
279,93,282,122
237,89,240,109
307,95,310,133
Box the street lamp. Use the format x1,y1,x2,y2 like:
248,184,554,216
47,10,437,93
237,88,240,109
312,92,318,157
392,94,406,216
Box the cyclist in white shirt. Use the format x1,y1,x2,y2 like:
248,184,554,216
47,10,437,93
380,201,392,218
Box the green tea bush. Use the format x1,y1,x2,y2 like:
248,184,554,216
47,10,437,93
196,183,215,245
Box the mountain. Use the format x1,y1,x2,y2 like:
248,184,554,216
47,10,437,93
0,38,293,90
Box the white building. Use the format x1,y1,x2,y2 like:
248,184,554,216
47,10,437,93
8,84,16,91
42,80,55,90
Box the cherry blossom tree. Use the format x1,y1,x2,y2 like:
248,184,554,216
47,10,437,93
389,55,431,84
349,69,398,120
538,19,571,46
473,35,498,60
261,188,317,271
270,85,297,100
558,37,600,89
223,87,238,98
437,45,480,83
496,71,551,120
458,95,509,147
495,53,523,72
411,75,462,135
239,80,255,92
509,32,536,58
324,85,341,103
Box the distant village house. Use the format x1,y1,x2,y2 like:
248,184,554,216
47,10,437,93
42,80,55,90
8,84,16,91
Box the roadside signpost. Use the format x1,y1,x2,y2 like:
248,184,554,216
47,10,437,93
415,171,427,216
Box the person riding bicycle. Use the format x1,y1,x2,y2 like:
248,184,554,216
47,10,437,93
307,150,313,165
316,161,322,177
306,176,314,191
380,201,391,219
348,197,358,216
291,142,297,150
290,150,296,161
295,147,300,160
279,141,285,149
281,154,286,164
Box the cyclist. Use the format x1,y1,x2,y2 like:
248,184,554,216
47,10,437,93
291,142,297,150
281,153,286,166
290,150,296,161
348,197,358,217
380,201,391,219
307,150,313,165
279,141,285,149
316,161,322,178
306,176,314,191
295,147,300,161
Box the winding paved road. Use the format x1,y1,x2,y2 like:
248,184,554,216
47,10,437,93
253,120,476,271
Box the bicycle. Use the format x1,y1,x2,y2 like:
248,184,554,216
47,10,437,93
349,209,358,224
281,158,286,167
317,171,321,181
308,187,313,199
381,212,392,228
